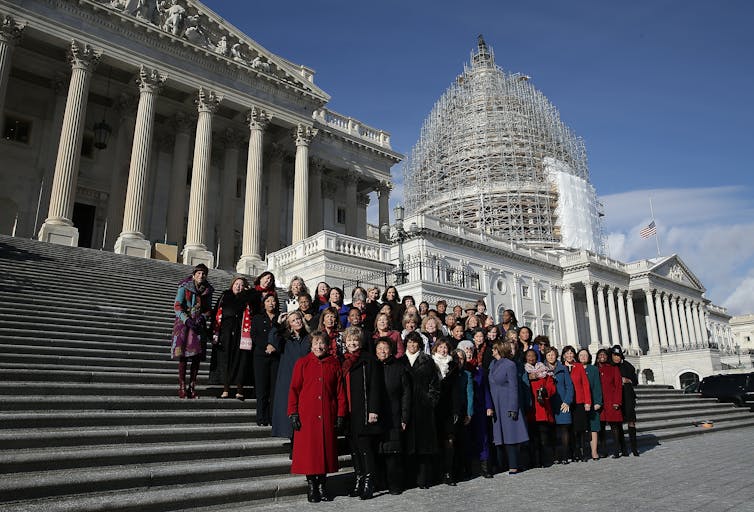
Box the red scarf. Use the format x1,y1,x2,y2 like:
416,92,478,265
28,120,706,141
342,350,361,411
256,284,276,298
468,341,486,369
214,304,253,350
326,328,340,357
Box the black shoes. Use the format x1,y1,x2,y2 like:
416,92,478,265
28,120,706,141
360,475,374,500
442,472,456,486
316,475,332,502
306,476,320,503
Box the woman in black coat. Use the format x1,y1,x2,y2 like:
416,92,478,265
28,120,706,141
342,326,384,500
611,345,639,456
432,339,464,486
209,277,262,399
375,336,411,495
403,330,440,489
270,311,311,439
251,294,282,426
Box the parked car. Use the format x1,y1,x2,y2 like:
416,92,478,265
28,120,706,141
698,373,754,407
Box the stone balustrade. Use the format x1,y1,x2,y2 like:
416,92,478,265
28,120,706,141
267,230,391,270
313,108,392,149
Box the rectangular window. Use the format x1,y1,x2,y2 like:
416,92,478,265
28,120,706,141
540,289,548,302
522,285,530,298
542,323,550,336
3,116,31,144
336,207,346,224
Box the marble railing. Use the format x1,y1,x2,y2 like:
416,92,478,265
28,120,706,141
313,108,392,149
267,231,391,269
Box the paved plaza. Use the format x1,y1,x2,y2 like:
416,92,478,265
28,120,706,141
246,428,754,512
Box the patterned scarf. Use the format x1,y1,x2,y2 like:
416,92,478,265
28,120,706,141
342,350,361,411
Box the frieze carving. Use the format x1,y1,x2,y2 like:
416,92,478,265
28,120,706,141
668,263,687,283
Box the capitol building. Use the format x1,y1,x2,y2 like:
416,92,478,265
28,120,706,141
0,0,741,387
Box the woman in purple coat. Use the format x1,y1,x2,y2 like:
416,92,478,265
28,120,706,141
488,340,529,475
458,339,494,478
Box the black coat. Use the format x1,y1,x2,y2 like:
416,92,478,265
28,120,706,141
346,352,384,437
379,355,411,453
208,288,261,386
250,313,281,355
270,331,311,438
435,360,464,436
404,352,440,455
619,359,638,421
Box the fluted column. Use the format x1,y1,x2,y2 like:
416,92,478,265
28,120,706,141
308,158,323,235
644,289,661,354
217,129,242,270
0,15,23,134
626,292,639,348
685,299,697,346
531,278,541,334
512,274,523,318
607,285,620,346
584,280,599,350
678,298,691,347
378,181,391,243
39,41,100,246
114,66,166,257
596,284,610,347
690,301,702,347
662,293,676,349
344,172,359,236
617,289,630,349
292,124,316,243
265,143,285,253
696,304,708,345
550,283,561,346
654,291,668,349
165,112,193,248
671,296,684,348
182,88,221,267
561,284,578,345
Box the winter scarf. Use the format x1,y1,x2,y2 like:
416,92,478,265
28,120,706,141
433,353,453,379
525,361,550,379
406,350,420,367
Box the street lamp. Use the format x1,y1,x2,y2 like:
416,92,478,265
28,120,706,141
380,205,419,285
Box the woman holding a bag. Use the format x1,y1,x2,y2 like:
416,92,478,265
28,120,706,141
209,276,262,400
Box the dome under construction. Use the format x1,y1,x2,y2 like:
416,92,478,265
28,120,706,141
403,36,604,253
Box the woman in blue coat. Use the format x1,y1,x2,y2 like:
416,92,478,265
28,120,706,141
271,311,311,439
544,346,574,464
488,341,529,475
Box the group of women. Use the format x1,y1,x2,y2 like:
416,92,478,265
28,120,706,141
171,270,640,503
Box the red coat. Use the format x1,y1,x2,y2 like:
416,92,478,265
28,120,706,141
568,363,591,406
287,352,347,475
527,375,556,423
598,363,623,422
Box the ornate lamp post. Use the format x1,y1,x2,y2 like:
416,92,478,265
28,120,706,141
380,205,418,285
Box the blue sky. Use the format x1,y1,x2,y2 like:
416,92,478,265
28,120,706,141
203,0,754,314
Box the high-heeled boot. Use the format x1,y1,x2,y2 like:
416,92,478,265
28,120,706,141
348,453,364,497
360,474,374,500
480,459,493,478
177,360,187,399
317,474,332,501
306,475,321,503
188,358,200,399
628,426,640,456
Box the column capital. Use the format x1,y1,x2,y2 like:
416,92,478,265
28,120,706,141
377,180,393,197
357,193,370,208
68,40,100,71
662,293,671,304
294,123,317,146
644,288,654,297
344,170,360,186
595,282,605,292
0,15,24,45
582,279,595,289
196,87,221,114
136,65,167,94
531,277,540,288
247,106,271,131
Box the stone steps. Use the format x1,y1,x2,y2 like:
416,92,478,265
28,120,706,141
0,409,257,429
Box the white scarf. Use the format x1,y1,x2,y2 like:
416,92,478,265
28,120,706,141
433,353,452,379
406,350,420,367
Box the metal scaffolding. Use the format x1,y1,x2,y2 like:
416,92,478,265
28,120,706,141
404,36,603,252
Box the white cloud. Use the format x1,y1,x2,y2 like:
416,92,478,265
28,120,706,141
601,186,754,316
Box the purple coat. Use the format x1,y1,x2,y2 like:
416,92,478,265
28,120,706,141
488,357,529,446
171,276,214,359
467,364,493,460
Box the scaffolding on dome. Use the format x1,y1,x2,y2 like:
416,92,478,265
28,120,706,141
404,36,604,253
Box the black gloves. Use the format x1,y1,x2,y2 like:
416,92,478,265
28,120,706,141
336,416,345,434
508,410,519,421
290,413,301,432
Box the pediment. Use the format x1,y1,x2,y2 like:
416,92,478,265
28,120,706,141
650,255,704,291
91,0,330,102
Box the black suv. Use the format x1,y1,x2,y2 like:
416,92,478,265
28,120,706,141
698,372,754,407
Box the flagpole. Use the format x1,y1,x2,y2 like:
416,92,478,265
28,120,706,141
649,197,661,257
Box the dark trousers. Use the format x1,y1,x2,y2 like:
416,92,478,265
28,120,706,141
350,435,377,476
382,453,403,492
495,444,520,471
555,424,571,462
253,353,279,424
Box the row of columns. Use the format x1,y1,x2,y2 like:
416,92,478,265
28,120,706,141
644,290,708,353
14,38,394,271
583,281,636,353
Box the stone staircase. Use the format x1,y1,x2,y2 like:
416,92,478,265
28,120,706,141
0,235,753,510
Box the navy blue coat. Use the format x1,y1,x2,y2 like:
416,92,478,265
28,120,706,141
551,362,575,425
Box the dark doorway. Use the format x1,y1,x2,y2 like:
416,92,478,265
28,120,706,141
72,202,96,248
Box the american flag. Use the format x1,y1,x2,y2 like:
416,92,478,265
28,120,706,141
640,220,657,239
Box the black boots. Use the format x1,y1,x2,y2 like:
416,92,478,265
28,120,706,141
348,473,364,498
360,474,374,500
628,426,640,456
480,459,493,478
306,476,320,503
316,475,332,501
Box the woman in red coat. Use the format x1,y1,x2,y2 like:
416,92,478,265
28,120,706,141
561,345,591,461
288,331,347,502
523,349,556,467
596,348,624,458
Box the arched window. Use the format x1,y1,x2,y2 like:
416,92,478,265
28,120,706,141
679,371,699,390
641,368,655,384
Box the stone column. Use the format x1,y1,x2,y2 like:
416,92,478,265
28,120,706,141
626,292,639,348
671,296,684,348
644,289,660,354
182,87,221,267
654,291,668,349
114,66,166,257
685,299,697,346
0,15,23,134
678,298,691,347
696,304,708,346
217,128,243,269
265,143,285,253
550,283,561,345
662,293,676,348
584,280,599,350
165,112,193,248
596,283,610,347
39,41,100,246
607,285,620,346
237,106,271,275
561,284,579,345
291,124,316,244
690,301,703,347
378,181,391,243
344,172,359,237
512,274,523,318
308,158,324,236
531,278,542,334
617,289,630,349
